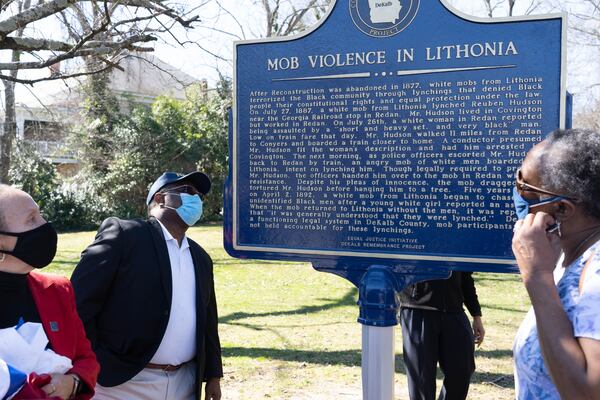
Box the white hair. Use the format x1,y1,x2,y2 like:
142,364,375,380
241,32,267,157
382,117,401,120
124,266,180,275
539,129,600,218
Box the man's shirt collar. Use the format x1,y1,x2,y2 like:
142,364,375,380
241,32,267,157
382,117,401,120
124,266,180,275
156,219,190,250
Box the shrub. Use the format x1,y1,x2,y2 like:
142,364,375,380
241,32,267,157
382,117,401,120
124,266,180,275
9,141,111,230
46,181,112,231
9,141,56,212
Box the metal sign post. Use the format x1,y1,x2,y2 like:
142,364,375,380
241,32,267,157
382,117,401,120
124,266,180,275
356,265,451,399
362,324,395,399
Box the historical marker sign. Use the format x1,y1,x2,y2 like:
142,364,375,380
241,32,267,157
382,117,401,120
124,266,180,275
225,0,566,273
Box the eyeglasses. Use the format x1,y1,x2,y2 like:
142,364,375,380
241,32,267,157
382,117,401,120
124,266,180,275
160,185,203,198
515,168,577,201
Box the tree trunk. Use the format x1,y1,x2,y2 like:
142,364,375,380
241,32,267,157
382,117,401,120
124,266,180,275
0,0,31,183
508,0,516,16
1,45,22,184
81,54,118,174
0,79,16,183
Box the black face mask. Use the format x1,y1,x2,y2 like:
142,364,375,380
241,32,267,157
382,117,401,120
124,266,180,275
0,223,57,269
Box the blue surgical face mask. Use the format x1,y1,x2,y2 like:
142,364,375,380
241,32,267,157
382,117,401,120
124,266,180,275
512,187,565,220
163,193,203,226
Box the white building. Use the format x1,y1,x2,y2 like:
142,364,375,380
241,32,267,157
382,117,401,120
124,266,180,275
4,53,200,173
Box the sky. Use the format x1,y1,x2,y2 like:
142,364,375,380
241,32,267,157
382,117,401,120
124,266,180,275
6,0,600,115
156,0,600,110
445,0,600,114
6,0,272,107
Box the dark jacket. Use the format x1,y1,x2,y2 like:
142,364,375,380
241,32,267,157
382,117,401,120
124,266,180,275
70,217,223,393
399,271,482,317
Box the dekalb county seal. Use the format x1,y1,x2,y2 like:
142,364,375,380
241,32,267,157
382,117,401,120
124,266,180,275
350,0,420,37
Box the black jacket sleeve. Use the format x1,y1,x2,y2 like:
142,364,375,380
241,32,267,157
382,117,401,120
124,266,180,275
70,217,124,345
203,257,223,380
461,272,482,317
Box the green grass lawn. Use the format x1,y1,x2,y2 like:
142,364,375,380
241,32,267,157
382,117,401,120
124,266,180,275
49,225,530,399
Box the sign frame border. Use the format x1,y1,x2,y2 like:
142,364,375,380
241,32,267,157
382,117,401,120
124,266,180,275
230,0,568,265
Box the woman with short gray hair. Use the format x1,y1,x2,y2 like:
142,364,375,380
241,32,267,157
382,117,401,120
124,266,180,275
512,129,600,399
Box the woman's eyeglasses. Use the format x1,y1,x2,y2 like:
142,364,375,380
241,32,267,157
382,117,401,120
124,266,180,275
515,168,577,201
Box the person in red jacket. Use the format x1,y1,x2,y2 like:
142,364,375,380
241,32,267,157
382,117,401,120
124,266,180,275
0,184,99,400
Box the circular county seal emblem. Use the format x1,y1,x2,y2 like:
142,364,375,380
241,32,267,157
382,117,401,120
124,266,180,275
349,0,420,37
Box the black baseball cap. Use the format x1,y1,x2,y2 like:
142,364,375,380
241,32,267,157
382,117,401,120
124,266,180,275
146,171,211,205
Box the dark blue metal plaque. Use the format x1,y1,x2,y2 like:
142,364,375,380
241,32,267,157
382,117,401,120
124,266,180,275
224,0,567,283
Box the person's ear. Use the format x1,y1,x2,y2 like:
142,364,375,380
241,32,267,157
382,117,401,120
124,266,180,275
555,199,576,220
154,192,165,206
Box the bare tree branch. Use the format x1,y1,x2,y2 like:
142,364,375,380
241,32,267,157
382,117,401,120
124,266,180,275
0,0,78,37
0,34,156,69
0,0,206,78
96,53,125,71
508,0,516,16
214,0,246,39
282,0,319,36
110,0,200,28
125,53,193,88
1,0,19,14
185,40,231,62
0,0,200,39
22,83,60,118
71,3,92,34
3,36,73,51
59,10,85,42
0,0,210,180
0,59,116,84
257,0,328,37
524,0,545,15
196,24,243,41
